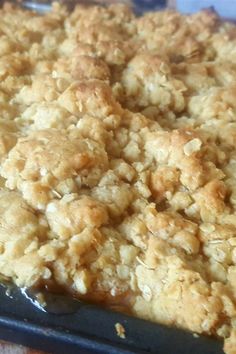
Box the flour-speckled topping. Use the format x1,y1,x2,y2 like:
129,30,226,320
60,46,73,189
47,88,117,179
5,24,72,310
0,3,236,352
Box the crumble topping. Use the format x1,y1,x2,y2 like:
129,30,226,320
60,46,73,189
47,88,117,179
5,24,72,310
115,322,126,339
0,3,235,353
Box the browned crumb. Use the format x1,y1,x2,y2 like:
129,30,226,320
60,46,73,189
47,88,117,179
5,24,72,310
115,322,126,339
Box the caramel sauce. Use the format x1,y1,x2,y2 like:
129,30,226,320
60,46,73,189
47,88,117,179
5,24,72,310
25,279,135,316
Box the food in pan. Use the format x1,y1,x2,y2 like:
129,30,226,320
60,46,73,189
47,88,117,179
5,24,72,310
0,2,236,353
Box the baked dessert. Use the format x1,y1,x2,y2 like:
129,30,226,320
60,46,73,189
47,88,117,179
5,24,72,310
0,2,236,353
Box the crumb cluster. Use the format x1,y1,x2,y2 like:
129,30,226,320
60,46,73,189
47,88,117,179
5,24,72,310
115,322,126,339
0,3,236,352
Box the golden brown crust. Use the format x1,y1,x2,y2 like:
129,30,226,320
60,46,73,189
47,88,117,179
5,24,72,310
1,129,108,209
0,4,236,353
71,55,111,81
46,194,108,238
224,330,236,354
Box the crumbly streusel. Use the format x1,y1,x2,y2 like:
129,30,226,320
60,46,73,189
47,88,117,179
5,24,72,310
0,3,236,353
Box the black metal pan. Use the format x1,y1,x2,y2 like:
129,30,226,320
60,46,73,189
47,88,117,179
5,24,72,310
0,284,224,353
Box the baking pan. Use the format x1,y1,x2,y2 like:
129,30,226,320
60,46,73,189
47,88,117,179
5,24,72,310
0,283,224,354
21,0,167,13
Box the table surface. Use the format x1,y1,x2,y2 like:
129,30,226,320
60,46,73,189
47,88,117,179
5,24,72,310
0,341,48,354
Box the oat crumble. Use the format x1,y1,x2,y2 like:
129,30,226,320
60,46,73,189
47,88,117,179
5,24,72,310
0,3,235,353
115,322,126,339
